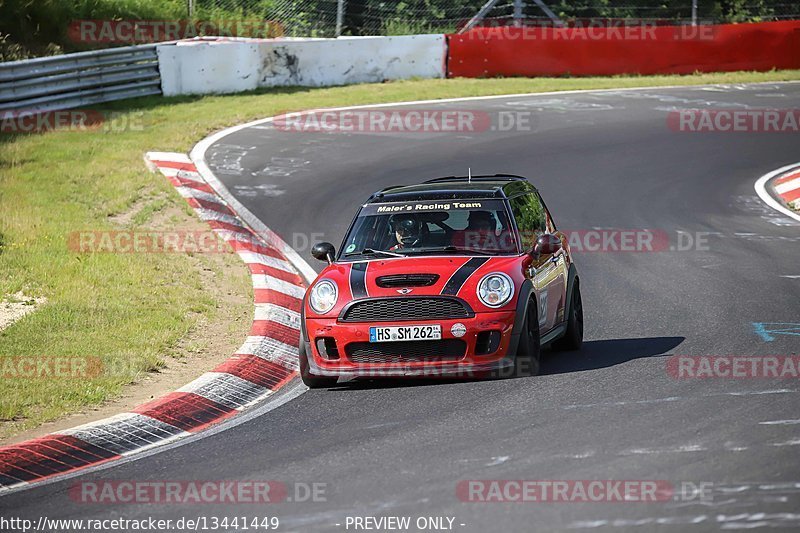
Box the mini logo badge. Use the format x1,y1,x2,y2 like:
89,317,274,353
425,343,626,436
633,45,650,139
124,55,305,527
396,288,413,294
451,323,467,338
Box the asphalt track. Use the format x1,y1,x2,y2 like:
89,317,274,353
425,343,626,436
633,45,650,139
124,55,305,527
3,83,800,531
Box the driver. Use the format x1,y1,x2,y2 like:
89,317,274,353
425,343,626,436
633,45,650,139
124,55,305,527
453,210,497,250
388,214,426,250
467,210,496,233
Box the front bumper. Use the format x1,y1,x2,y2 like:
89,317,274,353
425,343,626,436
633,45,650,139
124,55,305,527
304,311,517,378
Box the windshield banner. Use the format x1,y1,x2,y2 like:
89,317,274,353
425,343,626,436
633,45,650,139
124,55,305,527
361,200,506,216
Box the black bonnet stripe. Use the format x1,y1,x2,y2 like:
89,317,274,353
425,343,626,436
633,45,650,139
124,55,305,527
441,257,490,296
350,262,368,299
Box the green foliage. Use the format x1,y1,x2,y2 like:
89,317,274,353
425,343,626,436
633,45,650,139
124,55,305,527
384,19,455,36
0,32,61,61
510,195,546,249
0,0,186,55
547,0,799,22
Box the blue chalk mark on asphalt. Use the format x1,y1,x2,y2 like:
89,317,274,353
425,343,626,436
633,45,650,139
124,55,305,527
753,322,800,342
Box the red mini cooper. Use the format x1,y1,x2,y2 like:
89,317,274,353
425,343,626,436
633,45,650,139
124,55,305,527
299,175,583,387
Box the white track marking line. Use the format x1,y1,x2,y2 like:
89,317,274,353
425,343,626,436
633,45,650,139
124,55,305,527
754,162,800,223
618,444,707,456
772,439,800,447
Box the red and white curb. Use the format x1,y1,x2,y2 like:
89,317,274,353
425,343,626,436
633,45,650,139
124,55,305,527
773,169,800,210
755,162,800,224
0,152,307,492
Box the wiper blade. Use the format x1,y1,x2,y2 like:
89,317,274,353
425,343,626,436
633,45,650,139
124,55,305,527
344,248,406,258
405,246,496,256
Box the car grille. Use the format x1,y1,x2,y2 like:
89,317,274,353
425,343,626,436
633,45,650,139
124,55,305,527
340,297,473,322
346,339,466,364
375,274,440,288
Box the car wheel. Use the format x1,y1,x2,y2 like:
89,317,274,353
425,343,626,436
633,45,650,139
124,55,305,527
514,299,541,377
299,338,338,389
553,279,583,351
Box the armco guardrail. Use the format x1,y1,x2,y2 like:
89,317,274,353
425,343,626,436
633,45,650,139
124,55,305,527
0,44,162,113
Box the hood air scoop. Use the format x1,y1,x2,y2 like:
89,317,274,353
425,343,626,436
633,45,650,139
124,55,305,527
375,274,440,288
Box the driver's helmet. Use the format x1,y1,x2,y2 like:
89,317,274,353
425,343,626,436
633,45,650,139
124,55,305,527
389,214,425,247
467,210,496,232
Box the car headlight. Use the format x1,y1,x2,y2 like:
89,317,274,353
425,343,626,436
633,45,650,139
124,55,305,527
477,272,514,308
309,279,338,314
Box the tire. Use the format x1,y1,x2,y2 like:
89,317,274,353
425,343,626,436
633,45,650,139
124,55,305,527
553,279,583,351
514,299,541,377
299,338,338,388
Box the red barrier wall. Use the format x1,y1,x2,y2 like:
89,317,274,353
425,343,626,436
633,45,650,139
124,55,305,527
447,21,800,78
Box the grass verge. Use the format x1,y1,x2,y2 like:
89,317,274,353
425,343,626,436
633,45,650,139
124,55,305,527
1,70,799,438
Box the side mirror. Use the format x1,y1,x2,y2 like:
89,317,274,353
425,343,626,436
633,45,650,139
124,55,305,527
311,242,336,264
532,234,562,256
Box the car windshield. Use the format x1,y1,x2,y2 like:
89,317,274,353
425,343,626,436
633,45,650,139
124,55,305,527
340,199,518,259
